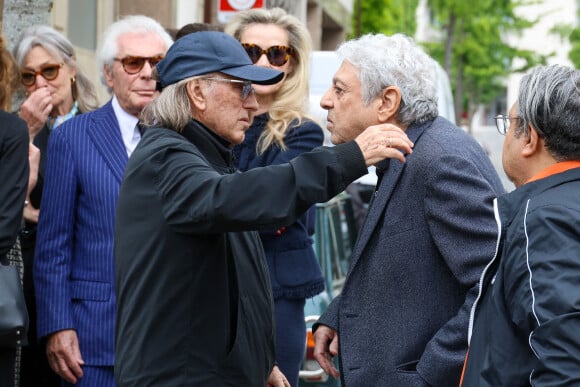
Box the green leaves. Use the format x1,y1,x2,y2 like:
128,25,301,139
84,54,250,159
569,9,580,67
425,0,544,127
350,0,419,38
349,0,552,131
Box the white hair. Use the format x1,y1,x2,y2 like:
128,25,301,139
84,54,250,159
337,33,439,125
96,15,173,90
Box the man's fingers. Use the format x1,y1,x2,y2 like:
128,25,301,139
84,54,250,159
49,354,78,384
329,335,339,357
316,353,339,379
389,146,411,164
68,337,85,378
321,354,337,376
68,357,84,380
354,123,415,166
313,331,339,378
56,349,83,382
46,330,84,383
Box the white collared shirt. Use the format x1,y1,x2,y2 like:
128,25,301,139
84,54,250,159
112,95,141,157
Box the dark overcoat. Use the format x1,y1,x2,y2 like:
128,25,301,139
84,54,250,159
114,120,369,386
317,117,505,387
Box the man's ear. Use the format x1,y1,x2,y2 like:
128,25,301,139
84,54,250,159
522,125,542,158
104,64,114,89
187,80,207,111
377,86,401,123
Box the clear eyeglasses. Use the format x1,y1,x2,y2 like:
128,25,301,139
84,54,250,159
494,114,521,135
202,78,255,100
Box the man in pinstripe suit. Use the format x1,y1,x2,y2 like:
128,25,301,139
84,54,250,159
33,16,172,386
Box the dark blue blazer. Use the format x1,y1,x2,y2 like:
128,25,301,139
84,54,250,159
34,101,127,365
234,114,325,300
317,117,505,387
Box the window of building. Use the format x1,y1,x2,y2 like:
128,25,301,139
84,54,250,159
68,0,97,50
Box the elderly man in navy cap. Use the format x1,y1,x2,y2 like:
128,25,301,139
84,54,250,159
113,31,414,387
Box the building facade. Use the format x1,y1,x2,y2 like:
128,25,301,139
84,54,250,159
1,0,353,104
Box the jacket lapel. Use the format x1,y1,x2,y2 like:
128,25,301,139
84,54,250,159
87,101,128,184
348,121,430,269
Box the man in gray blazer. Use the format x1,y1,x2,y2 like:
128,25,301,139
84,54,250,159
312,33,505,387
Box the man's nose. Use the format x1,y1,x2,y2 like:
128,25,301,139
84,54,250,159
320,88,333,110
140,61,154,78
243,91,259,110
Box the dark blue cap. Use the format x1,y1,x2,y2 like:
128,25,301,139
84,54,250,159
155,31,284,89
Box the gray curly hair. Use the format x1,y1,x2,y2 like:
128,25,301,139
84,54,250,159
337,33,439,126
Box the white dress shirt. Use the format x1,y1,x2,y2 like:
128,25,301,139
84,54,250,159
112,96,141,157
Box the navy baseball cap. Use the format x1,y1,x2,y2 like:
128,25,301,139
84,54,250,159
155,31,284,89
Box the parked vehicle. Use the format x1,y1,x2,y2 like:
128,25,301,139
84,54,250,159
298,193,357,387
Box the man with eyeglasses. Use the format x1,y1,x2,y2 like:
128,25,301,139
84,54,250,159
113,31,415,387
461,65,580,386
33,15,172,387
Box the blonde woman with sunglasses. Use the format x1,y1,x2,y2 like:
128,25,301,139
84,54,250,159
226,8,325,387
12,25,98,387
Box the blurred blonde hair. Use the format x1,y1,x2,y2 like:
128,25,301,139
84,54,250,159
225,7,313,153
0,34,20,111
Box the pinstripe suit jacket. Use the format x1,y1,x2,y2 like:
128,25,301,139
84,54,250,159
34,100,127,365
317,117,505,387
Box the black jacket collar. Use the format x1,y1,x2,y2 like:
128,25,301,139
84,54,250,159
181,119,234,169
497,166,580,226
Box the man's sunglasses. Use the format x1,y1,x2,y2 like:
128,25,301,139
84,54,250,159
241,43,294,66
202,78,255,100
114,55,164,74
20,63,64,86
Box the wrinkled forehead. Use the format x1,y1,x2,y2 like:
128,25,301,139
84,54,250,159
116,32,168,58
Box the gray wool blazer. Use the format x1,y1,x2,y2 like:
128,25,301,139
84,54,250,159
316,117,505,387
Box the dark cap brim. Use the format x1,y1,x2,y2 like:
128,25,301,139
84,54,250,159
221,64,284,85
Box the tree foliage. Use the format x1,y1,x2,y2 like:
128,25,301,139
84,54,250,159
426,0,544,130
350,0,419,38
348,0,545,132
569,9,580,68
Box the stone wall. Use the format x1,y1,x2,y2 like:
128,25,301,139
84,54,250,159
1,0,52,51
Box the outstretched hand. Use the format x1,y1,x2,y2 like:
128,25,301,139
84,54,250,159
354,123,413,166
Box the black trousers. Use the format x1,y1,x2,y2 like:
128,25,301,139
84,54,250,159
0,348,15,387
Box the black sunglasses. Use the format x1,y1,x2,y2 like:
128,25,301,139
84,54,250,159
114,55,164,74
202,78,255,100
241,43,294,66
21,63,64,86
